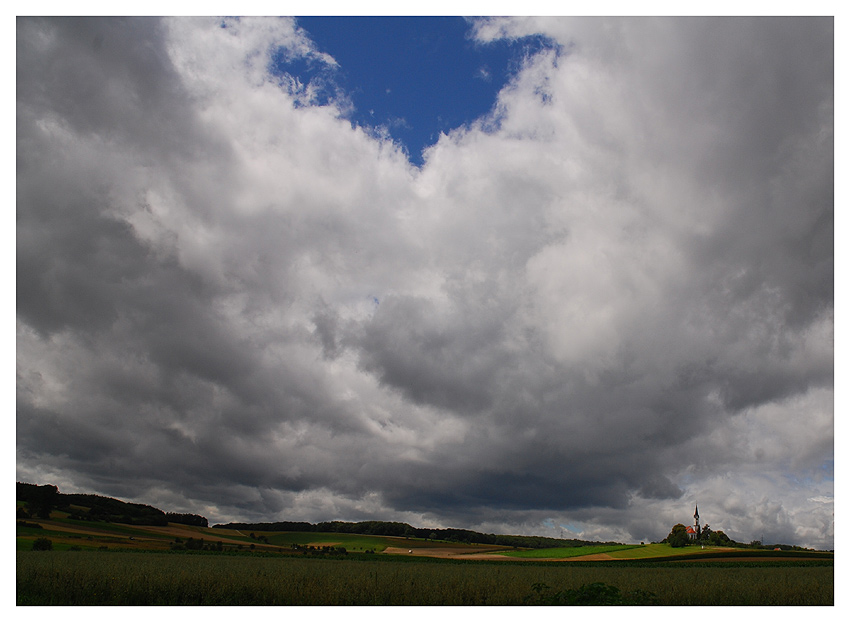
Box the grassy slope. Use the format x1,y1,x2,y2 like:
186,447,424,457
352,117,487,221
608,543,723,558
500,544,642,558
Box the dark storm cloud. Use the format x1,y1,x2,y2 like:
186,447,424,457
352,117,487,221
17,17,204,158
16,17,833,548
352,294,514,413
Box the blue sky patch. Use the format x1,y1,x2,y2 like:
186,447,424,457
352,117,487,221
282,17,557,165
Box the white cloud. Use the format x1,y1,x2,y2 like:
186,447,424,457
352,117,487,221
17,17,833,548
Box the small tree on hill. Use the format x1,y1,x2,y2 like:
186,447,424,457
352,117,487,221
664,524,690,548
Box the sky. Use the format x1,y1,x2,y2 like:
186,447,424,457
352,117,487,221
288,17,556,165
16,15,834,549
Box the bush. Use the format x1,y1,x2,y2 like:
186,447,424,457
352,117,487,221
32,538,53,551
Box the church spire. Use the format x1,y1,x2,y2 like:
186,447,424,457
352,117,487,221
694,503,701,538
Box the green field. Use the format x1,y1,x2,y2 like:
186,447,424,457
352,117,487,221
16,550,833,605
501,544,642,559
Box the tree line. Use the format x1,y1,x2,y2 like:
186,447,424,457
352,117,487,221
661,522,816,551
16,482,208,527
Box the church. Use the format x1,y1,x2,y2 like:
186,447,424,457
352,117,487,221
685,504,701,540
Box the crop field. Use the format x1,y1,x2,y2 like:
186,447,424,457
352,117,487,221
16,550,833,605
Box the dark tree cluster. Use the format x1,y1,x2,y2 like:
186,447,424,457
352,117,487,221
16,482,208,528
16,483,59,519
661,522,746,548
165,513,209,527
290,544,348,557
699,525,732,546
663,524,690,548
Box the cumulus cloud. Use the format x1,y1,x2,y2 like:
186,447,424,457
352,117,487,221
17,17,833,549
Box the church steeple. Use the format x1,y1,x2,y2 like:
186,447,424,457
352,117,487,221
694,503,701,538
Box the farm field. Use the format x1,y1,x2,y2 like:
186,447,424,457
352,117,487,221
16,550,833,605
15,516,504,556
17,515,834,562
501,544,644,559
17,512,833,605
16,518,254,552
263,531,395,552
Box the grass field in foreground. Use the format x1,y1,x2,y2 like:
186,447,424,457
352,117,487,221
17,550,833,605
501,544,642,558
